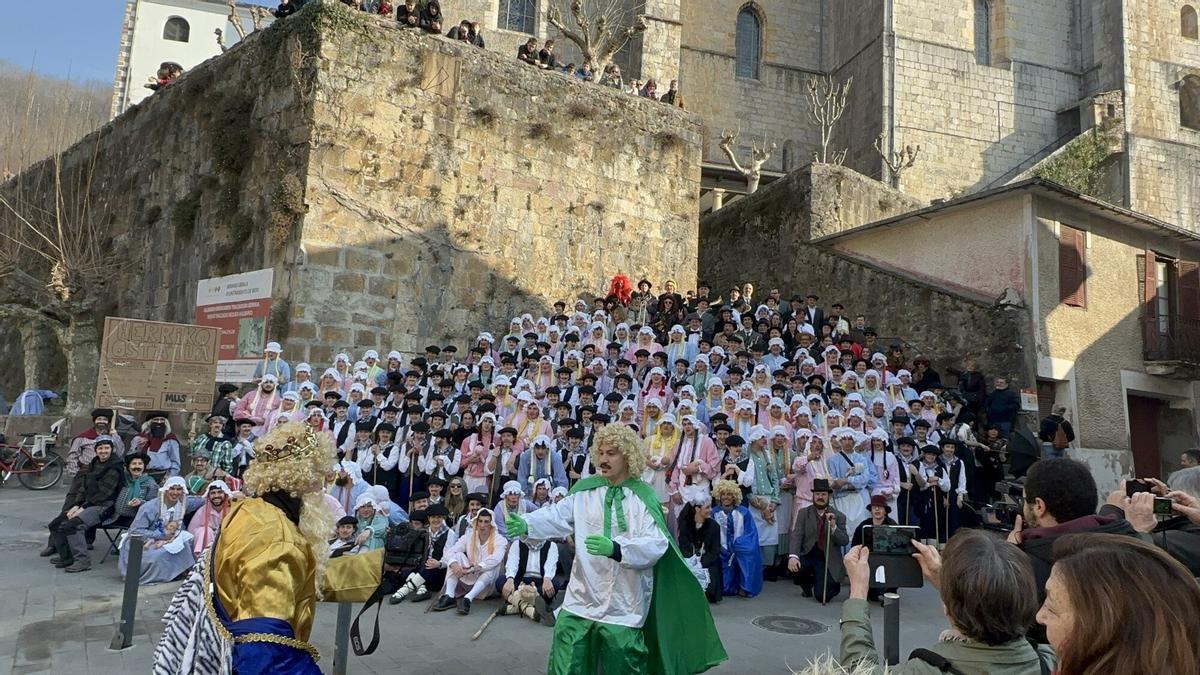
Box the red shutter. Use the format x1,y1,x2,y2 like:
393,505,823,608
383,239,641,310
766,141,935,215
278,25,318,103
1144,250,1158,349
1058,225,1087,307
1178,261,1200,320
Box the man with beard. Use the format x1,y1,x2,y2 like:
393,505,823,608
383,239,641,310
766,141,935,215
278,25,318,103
233,374,283,436
130,411,181,479
46,437,125,572
505,424,726,674
188,480,233,554
66,408,125,476
155,422,391,674
787,478,849,602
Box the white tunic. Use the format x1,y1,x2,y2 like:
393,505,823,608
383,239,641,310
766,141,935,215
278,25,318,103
522,486,669,628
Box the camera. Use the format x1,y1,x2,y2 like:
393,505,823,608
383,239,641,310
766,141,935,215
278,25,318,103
1153,496,1175,517
1126,479,1154,497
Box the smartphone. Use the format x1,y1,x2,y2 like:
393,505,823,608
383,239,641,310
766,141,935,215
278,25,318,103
1126,480,1154,497
863,525,920,556
1154,497,1174,516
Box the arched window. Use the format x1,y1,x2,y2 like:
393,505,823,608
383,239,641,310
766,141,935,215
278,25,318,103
1181,75,1200,131
1184,6,1199,40
163,17,190,42
735,6,761,79
498,0,535,35
974,0,991,65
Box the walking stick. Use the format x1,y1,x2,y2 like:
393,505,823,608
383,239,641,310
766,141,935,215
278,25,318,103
933,487,941,547
821,514,832,605
407,444,417,511
472,608,503,640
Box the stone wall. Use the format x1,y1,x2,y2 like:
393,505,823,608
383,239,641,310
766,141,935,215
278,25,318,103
284,4,701,364
2,2,700,401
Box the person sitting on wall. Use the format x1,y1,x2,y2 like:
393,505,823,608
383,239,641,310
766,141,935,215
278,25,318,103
538,40,558,70
396,0,419,27
518,38,541,66
418,0,442,33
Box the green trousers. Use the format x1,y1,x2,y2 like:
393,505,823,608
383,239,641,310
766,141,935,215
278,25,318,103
547,610,649,675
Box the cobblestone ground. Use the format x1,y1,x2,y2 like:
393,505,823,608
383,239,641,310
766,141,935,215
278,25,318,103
0,483,948,674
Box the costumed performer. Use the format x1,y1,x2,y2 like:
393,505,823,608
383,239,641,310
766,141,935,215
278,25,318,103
505,423,727,674
711,478,763,598
153,422,388,675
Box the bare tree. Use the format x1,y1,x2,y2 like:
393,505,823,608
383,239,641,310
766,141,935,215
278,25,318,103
874,132,921,190
227,0,249,41
806,75,853,165
0,61,108,174
718,129,776,194
215,28,228,53
0,144,124,416
547,0,648,73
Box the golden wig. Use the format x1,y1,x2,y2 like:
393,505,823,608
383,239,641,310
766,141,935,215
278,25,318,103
242,422,337,596
711,479,744,505
589,423,649,479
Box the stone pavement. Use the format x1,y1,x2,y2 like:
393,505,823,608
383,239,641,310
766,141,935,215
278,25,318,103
0,482,950,674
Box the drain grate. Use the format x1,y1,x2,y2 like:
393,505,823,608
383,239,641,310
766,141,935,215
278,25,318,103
752,615,830,636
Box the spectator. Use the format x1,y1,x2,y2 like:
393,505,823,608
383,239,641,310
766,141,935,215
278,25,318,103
518,38,540,66
574,64,594,82
1039,534,1200,674
469,21,485,47
396,0,419,27
625,79,643,96
446,20,472,42
600,64,623,88
641,78,659,100
659,79,680,105
909,355,941,392
538,39,558,70
1037,405,1074,459
1007,458,1136,638
46,437,125,572
1180,447,1200,469
273,0,298,18
1099,468,1200,575
840,531,1055,674
984,376,1020,434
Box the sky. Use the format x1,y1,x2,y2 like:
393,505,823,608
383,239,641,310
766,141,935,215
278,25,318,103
0,1,273,84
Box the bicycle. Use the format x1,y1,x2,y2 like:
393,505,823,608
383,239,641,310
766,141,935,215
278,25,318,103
0,432,65,490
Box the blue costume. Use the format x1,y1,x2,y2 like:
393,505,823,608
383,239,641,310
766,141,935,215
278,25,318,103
712,504,763,597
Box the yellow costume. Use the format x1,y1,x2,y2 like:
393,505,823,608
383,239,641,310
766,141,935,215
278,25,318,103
215,497,382,642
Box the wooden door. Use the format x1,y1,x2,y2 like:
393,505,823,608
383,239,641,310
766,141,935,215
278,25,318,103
1127,395,1163,478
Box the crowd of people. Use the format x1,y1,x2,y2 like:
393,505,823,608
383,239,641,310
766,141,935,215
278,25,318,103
39,274,1200,672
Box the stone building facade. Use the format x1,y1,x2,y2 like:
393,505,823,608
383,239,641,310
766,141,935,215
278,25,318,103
2,4,699,400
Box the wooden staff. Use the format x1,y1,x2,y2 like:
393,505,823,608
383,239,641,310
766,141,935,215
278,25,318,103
407,441,418,511
471,608,503,640
821,512,833,605
933,482,942,547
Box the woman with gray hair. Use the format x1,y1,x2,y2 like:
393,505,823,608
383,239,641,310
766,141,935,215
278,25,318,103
836,531,1055,674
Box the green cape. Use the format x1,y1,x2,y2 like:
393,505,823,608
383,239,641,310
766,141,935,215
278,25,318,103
568,475,728,674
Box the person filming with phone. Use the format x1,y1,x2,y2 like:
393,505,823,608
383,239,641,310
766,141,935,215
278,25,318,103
839,531,1056,674
1098,467,1200,575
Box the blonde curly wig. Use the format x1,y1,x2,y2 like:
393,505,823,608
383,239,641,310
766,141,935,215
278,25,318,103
588,423,649,479
711,479,744,505
242,422,337,596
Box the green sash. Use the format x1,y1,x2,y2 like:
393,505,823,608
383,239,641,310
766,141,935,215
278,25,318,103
568,476,728,674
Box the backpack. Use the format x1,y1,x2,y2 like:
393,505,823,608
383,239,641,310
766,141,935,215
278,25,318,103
910,644,1050,675
1052,422,1069,450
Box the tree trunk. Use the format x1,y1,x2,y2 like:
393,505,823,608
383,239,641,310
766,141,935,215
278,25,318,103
19,323,56,392
60,313,100,416
746,174,761,194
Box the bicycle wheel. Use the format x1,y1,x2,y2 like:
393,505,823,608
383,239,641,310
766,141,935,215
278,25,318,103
16,452,64,490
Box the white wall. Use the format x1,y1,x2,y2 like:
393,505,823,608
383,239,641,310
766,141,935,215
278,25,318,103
121,0,266,112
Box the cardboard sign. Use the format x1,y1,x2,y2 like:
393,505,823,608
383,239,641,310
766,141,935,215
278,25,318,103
95,317,219,413
195,268,274,382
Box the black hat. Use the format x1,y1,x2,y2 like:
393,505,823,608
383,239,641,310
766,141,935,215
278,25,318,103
897,436,917,447
890,415,911,425
453,394,472,404
726,434,745,447
429,410,448,420
829,387,847,397
921,444,939,455
357,399,375,409
714,423,733,434
477,402,497,414
466,492,489,505
333,400,350,409
578,404,597,415
427,476,448,486
812,478,833,493
304,400,323,409
468,380,484,390
233,417,255,427
217,384,239,395
205,413,227,423
709,412,729,423
936,412,956,423
382,405,401,414
912,419,931,429
591,413,611,424
406,404,424,414
604,392,624,402
409,510,429,523
410,491,430,502
545,386,562,396
556,366,573,374
443,345,458,353
499,426,518,435
375,423,397,434
410,421,430,433
567,427,585,439
432,428,452,438
578,385,596,396
123,451,148,467
354,421,374,433
337,515,358,527
370,386,389,396
938,437,959,448
426,504,450,518
557,417,577,427
144,411,169,421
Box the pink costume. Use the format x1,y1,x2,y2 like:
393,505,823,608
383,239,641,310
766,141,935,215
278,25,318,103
231,387,282,435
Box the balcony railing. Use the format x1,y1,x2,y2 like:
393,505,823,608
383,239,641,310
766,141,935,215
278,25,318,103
1143,313,1200,364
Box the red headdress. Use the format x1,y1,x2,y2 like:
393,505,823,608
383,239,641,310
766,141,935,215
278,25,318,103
608,274,633,306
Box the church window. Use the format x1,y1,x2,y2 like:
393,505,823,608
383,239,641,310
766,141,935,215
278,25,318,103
498,0,536,35
1184,6,1199,40
163,16,190,42
974,0,991,65
735,6,761,79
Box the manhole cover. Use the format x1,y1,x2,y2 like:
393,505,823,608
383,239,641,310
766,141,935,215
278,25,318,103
752,615,829,636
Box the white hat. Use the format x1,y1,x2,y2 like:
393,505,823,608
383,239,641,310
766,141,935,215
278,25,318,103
299,382,317,392
772,425,789,438
748,426,769,443
501,480,523,497
494,375,511,387
871,352,887,363
479,356,495,366
265,342,282,353
649,367,666,377
480,412,497,423
711,347,726,358
590,321,606,331
364,349,379,360
722,391,739,402
307,406,325,418
590,358,607,368
736,400,754,412
898,369,912,378
870,428,890,442
551,486,568,498
516,391,535,404
679,385,696,395
530,435,551,448
206,480,233,496
769,397,786,409
669,325,685,335
478,332,495,343
387,350,403,361
658,413,677,426
846,393,864,403
534,477,552,489
799,324,815,336
638,326,655,335
350,383,365,393
768,337,785,348
261,374,279,384
806,394,824,403
354,493,379,511
282,391,299,401
296,363,312,374
353,361,367,371
848,408,866,419
335,353,350,364
619,400,637,411
682,414,699,426
645,397,663,409
794,407,811,417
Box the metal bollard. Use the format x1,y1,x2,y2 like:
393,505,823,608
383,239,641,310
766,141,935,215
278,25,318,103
110,534,143,650
881,592,901,666
332,601,352,675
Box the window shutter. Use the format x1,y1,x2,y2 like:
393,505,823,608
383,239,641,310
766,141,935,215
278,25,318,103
1144,250,1158,349
1058,225,1086,307
1180,261,1200,320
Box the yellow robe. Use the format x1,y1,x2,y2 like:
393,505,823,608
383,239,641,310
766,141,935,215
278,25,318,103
215,498,383,641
